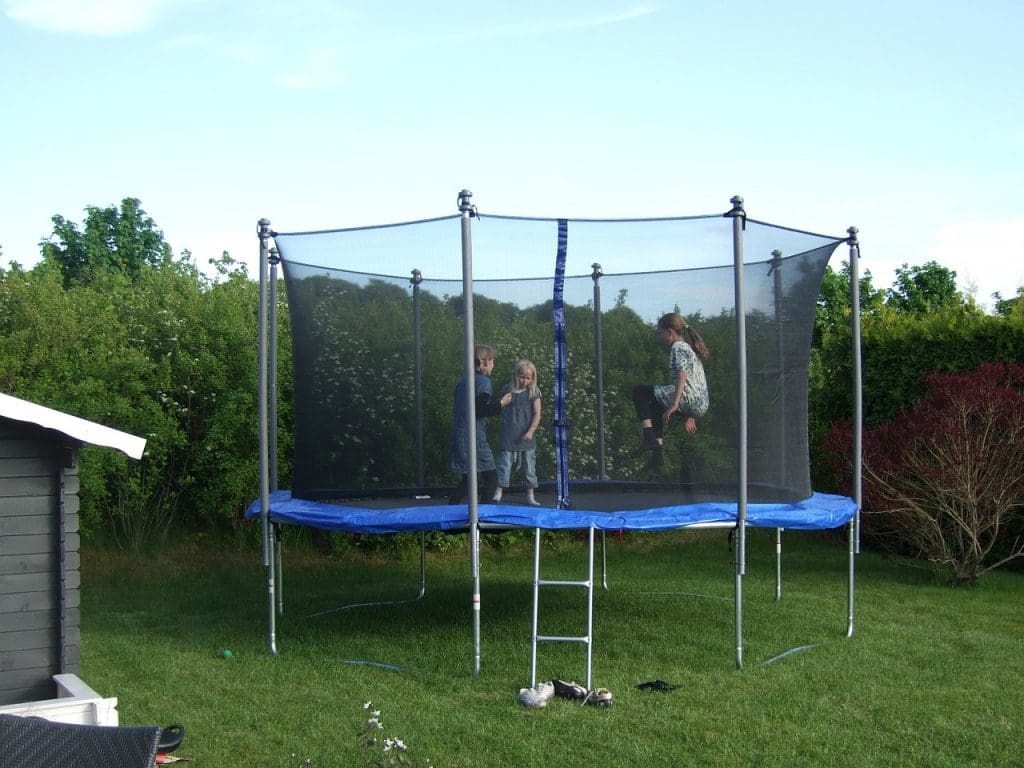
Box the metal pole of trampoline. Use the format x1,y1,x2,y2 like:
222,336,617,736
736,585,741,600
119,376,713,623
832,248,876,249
458,190,482,677
592,263,606,479
847,227,863,638
257,218,278,655
411,269,425,488
269,247,280,496
411,268,427,598
771,249,785,603
728,196,748,669
269,246,283,618
591,263,610,590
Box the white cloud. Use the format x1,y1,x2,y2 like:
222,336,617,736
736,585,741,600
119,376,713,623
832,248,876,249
2,0,180,35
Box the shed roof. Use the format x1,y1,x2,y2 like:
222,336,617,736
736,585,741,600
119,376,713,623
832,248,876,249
0,393,146,460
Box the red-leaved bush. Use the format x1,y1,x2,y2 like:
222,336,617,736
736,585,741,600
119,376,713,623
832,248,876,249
824,362,1024,585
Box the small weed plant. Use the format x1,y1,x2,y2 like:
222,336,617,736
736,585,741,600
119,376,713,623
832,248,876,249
358,701,432,768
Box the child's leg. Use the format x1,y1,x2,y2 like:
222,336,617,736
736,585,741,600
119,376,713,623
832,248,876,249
495,450,512,501
652,407,697,473
632,385,663,450
523,450,540,505
631,385,656,425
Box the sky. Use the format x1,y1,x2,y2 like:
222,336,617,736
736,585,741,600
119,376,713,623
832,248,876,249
1,0,1022,309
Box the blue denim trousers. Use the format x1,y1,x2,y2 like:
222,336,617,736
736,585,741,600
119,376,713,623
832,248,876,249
496,448,538,489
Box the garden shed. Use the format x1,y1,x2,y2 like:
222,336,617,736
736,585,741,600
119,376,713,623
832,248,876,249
0,392,144,708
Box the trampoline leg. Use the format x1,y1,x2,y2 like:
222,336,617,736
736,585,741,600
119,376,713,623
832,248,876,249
529,527,541,687
735,525,744,670
472,524,481,678
266,522,278,655
418,532,426,599
275,524,284,616
775,527,783,603
601,530,608,590
847,519,856,638
585,525,595,690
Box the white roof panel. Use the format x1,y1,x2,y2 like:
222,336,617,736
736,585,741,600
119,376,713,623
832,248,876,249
0,392,146,460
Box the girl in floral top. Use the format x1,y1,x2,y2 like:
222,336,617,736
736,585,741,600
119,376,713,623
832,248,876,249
631,312,710,470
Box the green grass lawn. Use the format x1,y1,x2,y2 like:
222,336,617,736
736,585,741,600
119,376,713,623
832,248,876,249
80,528,1023,767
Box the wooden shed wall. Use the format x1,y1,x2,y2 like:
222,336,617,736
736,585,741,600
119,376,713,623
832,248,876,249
0,418,80,706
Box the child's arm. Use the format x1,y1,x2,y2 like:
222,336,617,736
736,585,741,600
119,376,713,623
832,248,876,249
663,369,687,422
476,391,512,418
523,396,542,441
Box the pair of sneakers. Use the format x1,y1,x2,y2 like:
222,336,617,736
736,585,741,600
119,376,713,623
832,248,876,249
519,680,613,708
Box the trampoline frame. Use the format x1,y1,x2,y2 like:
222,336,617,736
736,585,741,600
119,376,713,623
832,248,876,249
254,194,864,675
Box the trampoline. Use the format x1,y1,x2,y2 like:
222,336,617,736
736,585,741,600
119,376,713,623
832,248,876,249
249,192,864,684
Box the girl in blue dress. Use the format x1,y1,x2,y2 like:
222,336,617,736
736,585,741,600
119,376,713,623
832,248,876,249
494,359,543,505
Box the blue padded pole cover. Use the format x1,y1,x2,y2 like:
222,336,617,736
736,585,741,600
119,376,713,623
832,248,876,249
553,220,570,509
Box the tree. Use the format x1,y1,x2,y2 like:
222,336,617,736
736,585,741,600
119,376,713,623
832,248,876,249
823,363,1024,585
992,287,1024,318
814,261,883,347
887,261,970,315
40,198,173,287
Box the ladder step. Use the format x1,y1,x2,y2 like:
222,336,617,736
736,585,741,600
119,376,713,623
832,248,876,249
537,579,591,588
537,634,590,644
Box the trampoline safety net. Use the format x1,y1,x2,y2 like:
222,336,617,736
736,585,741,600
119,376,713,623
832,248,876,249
273,213,844,508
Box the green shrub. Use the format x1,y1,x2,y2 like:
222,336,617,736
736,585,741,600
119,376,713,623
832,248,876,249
824,362,1024,584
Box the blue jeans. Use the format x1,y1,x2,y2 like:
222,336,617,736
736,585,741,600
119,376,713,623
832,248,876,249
497,449,538,489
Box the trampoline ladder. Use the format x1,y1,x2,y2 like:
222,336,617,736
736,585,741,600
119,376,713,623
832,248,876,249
528,525,596,690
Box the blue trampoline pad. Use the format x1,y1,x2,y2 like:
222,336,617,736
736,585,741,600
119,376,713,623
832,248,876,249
246,487,856,535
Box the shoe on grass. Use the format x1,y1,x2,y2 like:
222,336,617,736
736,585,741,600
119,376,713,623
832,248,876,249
582,687,613,707
552,679,587,700
636,679,677,692
518,681,555,708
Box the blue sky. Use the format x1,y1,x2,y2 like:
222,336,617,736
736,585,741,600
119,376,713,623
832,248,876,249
2,1,1021,308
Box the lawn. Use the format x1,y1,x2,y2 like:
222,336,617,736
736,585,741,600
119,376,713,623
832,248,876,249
80,528,1023,767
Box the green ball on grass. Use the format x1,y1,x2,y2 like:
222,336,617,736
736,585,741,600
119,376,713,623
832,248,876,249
220,648,233,659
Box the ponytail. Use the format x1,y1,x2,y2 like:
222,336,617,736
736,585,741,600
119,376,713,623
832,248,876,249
684,325,710,361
